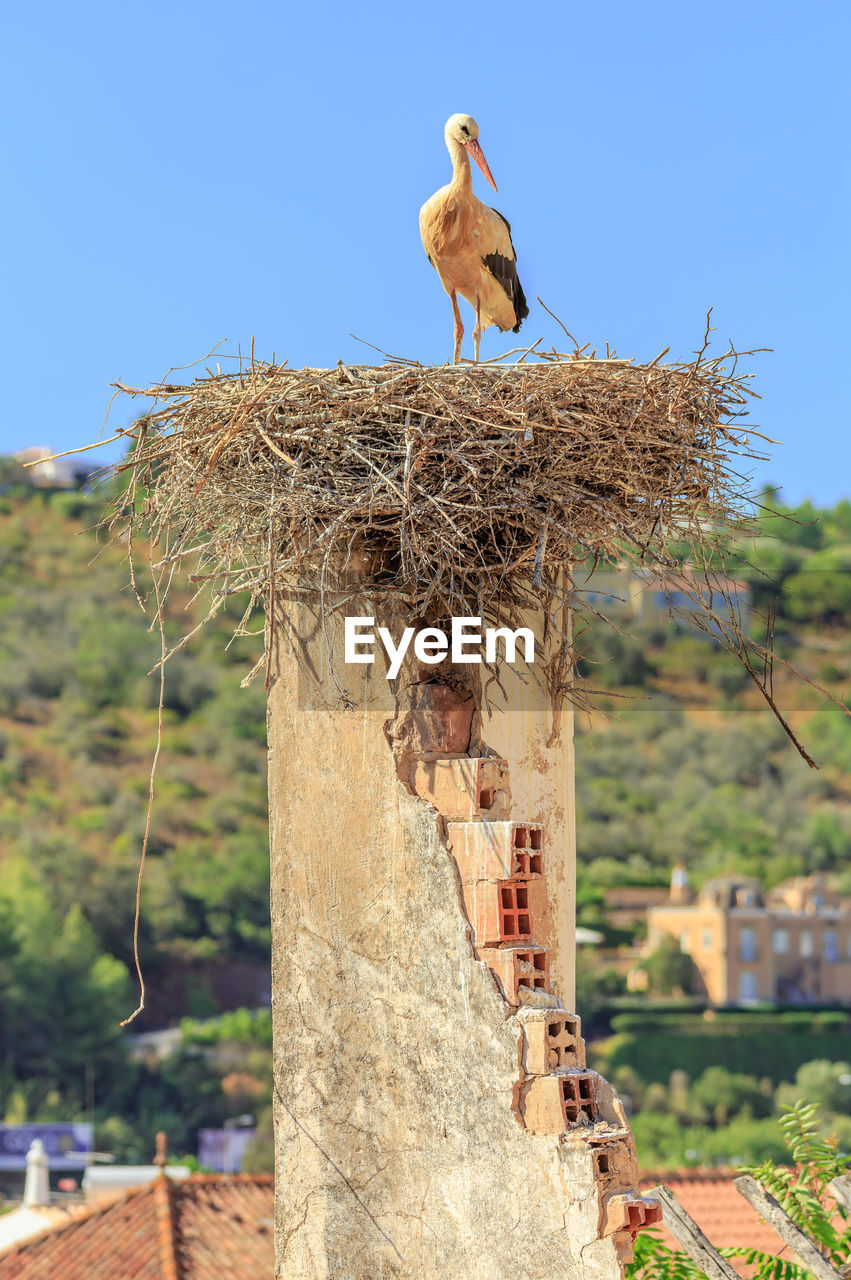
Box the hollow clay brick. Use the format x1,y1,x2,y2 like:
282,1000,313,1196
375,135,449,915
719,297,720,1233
411,757,511,821
479,946,549,1004
521,1071,597,1134
515,1009,585,1074
446,820,545,883
599,1192,662,1239
589,1135,638,1194
462,877,548,946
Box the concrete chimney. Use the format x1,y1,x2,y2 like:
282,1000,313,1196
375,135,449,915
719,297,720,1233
23,1139,50,1207
670,863,693,905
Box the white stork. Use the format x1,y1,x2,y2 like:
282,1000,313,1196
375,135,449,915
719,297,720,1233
420,113,528,364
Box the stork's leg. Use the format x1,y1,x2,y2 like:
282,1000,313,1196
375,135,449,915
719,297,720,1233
450,290,464,364
473,296,483,363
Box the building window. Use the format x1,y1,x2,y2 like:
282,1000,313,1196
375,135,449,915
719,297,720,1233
800,930,814,958
824,931,838,962
680,931,691,954
739,928,757,963
702,928,713,952
773,928,789,955
739,972,758,1002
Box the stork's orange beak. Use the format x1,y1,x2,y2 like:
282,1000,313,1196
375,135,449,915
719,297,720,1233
466,139,498,192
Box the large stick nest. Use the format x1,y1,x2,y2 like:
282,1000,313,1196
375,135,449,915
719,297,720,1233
113,344,762,621
108,342,843,763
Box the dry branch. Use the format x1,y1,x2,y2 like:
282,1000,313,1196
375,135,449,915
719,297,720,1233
734,1175,845,1280
649,1184,741,1280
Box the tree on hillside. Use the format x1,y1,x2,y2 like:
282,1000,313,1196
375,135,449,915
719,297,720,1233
689,1064,773,1127
776,1060,851,1115
638,936,699,996
782,545,851,624
0,458,34,494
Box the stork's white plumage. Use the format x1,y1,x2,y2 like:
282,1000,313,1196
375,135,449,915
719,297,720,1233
420,114,528,363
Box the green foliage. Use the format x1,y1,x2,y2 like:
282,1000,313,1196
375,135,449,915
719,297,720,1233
48,491,97,520
728,1103,851,1277
0,882,132,1117
575,875,639,946
731,493,851,624
1,488,849,1168
0,458,35,495
599,1017,851,1089
574,948,626,1018
630,1232,705,1280
627,1101,851,1280
576,622,659,688
639,936,700,996
630,1109,788,1170
775,1059,851,1114
181,1007,273,1047
690,1065,774,1126
802,705,851,776
782,545,851,624
610,1010,849,1034
576,494,850,896
575,691,847,887
0,493,273,1157
0,497,270,979
623,1062,782,1168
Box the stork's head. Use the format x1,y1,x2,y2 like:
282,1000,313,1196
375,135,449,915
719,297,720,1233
444,113,498,192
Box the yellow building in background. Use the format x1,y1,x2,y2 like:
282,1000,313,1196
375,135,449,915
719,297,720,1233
646,872,851,1005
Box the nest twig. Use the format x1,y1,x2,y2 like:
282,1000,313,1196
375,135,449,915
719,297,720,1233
104,338,840,764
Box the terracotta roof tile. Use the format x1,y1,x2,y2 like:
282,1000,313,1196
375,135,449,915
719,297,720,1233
0,1174,274,1280
175,1177,275,1280
639,1168,791,1278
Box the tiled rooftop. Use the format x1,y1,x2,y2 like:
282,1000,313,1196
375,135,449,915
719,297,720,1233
639,1168,790,1278
0,1174,274,1279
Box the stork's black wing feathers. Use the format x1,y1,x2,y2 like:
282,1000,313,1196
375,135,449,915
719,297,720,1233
483,207,529,334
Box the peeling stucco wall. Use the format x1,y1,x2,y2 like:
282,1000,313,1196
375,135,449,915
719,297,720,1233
267,596,652,1279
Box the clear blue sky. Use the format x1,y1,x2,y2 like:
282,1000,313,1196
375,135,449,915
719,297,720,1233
2,0,848,504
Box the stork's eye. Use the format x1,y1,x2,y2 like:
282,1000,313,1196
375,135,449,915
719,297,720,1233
460,125,469,136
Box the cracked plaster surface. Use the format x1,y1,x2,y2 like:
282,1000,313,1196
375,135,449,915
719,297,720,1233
267,600,625,1279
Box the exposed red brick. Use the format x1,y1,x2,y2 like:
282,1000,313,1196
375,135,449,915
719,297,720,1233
446,821,545,884
590,1135,638,1195
520,1072,597,1134
517,1010,585,1073
599,1192,662,1238
479,945,549,1003
411,757,511,820
462,877,548,946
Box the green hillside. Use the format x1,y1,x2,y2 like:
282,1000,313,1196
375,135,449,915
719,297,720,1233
574,492,851,896
0,470,848,1163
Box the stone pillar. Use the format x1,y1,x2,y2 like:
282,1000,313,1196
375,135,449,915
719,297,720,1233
267,593,652,1279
